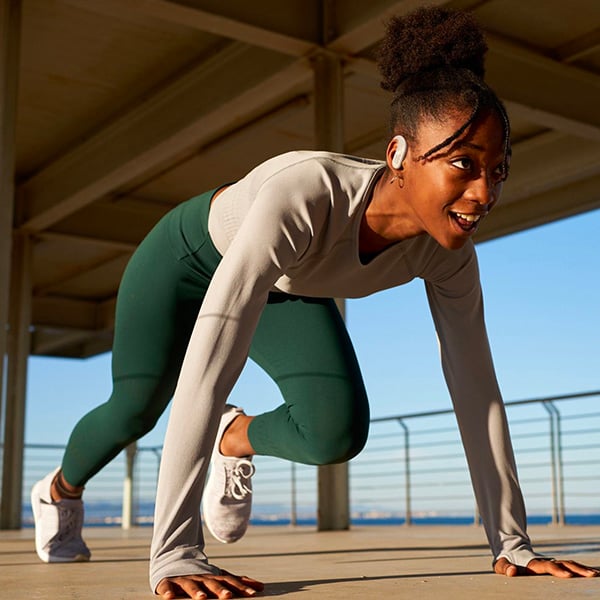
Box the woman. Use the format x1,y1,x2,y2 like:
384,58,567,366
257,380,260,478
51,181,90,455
32,7,598,598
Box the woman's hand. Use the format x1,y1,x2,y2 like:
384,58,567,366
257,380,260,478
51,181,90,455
156,570,264,599
495,556,599,578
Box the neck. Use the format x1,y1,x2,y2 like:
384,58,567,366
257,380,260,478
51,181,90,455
359,170,421,256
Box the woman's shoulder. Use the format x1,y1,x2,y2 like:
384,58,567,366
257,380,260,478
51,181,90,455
238,151,385,208
247,151,383,181
255,150,381,173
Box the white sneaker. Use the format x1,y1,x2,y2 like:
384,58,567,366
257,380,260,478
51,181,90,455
31,467,91,563
202,405,255,544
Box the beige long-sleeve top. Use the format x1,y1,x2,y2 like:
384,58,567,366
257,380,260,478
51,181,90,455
149,151,538,591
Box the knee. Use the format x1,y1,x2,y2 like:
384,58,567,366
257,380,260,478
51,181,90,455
106,380,168,442
123,410,161,440
303,419,369,466
292,385,370,465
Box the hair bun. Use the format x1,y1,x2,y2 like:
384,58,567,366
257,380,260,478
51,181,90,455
377,7,487,93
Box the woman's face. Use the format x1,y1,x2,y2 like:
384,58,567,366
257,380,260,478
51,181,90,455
392,109,507,250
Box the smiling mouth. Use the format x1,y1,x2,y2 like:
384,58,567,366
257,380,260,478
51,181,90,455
450,211,483,232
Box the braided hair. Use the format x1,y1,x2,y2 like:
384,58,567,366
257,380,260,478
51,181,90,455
377,7,511,178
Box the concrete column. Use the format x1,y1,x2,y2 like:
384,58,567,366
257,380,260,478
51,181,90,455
313,50,344,152
0,0,21,528
1,232,31,529
122,442,137,530
312,49,350,531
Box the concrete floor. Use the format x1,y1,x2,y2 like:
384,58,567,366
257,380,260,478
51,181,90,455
1,524,599,599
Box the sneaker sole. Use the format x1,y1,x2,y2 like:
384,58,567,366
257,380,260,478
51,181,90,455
44,553,90,563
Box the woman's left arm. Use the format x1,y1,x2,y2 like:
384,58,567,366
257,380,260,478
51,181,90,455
424,245,598,578
149,182,325,592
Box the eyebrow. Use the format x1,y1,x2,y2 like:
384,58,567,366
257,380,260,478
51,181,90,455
451,140,485,152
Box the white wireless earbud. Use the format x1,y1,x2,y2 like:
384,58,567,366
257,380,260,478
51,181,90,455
391,135,408,170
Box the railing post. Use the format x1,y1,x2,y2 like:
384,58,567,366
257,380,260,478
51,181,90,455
542,402,559,525
290,462,297,527
122,442,137,530
547,401,565,525
396,418,411,526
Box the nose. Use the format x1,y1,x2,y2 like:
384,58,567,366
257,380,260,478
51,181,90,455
464,172,499,209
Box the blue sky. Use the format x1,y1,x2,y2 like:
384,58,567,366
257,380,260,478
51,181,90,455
25,208,600,448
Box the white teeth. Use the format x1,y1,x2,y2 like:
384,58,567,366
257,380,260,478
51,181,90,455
455,212,481,223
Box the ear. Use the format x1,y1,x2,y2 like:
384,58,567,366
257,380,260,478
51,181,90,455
387,135,408,170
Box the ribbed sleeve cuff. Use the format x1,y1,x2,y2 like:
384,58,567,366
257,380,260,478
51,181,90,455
493,545,548,569
149,549,222,594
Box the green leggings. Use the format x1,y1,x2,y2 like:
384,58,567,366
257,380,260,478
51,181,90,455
62,189,370,487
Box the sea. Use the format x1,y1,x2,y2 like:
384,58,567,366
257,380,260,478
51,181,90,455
20,501,600,528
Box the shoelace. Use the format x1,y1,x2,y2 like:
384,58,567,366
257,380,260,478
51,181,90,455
55,504,83,543
225,458,255,500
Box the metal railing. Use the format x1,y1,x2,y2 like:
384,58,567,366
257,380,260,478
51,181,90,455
355,390,600,527
20,390,600,528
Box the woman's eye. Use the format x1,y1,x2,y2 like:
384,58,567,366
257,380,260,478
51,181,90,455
451,157,473,171
493,163,508,182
